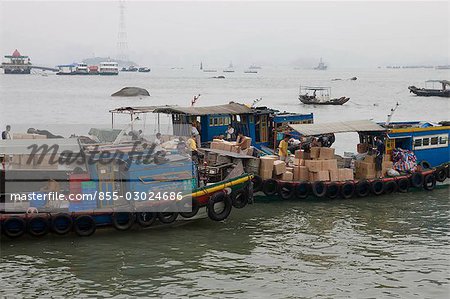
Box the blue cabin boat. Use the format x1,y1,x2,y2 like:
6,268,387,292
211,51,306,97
110,102,313,151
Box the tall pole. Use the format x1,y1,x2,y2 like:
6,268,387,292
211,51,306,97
117,0,128,63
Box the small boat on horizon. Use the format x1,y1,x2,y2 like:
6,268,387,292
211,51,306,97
223,62,234,73
408,80,450,97
299,85,349,105
314,58,327,70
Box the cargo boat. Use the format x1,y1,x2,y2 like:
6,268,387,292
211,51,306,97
408,80,450,97
299,85,350,105
0,131,253,239
252,120,449,201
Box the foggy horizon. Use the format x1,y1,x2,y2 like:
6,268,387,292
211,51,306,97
0,1,448,68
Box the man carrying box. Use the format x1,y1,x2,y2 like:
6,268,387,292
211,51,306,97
278,134,290,162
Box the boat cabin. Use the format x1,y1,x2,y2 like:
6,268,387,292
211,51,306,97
109,103,313,150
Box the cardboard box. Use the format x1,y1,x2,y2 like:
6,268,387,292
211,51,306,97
240,137,252,149
281,171,293,181
382,161,393,172
222,141,234,152
329,169,339,181
305,160,322,173
35,154,58,169
321,159,338,171
299,166,309,181
33,134,47,139
338,168,354,181
293,166,300,180
286,167,294,173
295,150,303,159
210,141,223,150
273,160,286,175
312,170,330,182
383,154,392,162
260,169,273,180
292,158,305,166
231,145,241,153
308,172,315,182
364,155,376,163
319,147,335,160
310,147,321,159
357,143,368,154
260,156,277,171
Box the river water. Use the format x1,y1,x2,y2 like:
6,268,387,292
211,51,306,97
1,68,449,297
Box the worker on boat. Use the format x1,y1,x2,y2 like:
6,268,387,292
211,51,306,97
288,137,302,153
191,122,201,148
278,134,290,162
375,136,385,178
154,133,162,146
177,137,188,154
225,124,236,141
186,134,199,162
1,125,12,140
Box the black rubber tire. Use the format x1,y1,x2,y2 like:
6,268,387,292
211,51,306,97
295,182,310,199
207,192,232,221
262,179,278,196
179,199,200,219
436,168,447,183
136,212,157,227
447,165,450,178
251,175,263,192
278,182,295,200
384,180,397,194
355,181,370,197
111,212,135,231
51,213,73,235
410,172,424,188
371,180,384,196
74,215,96,237
3,217,26,238
326,183,340,199
157,212,179,224
396,178,410,193
311,181,327,198
341,182,355,199
419,160,431,170
27,216,50,237
423,174,436,191
231,189,249,208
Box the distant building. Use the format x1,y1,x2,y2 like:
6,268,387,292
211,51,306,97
2,49,32,74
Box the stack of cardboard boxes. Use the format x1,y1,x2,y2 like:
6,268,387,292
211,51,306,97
10,133,57,169
210,137,253,155
259,147,354,182
355,153,393,179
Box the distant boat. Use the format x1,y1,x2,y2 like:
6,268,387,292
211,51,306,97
121,66,138,72
244,69,257,74
200,62,203,70
299,85,349,105
138,67,150,73
56,63,88,75
314,58,327,70
99,61,119,75
203,69,217,73
408,80,450,97
435,65,450,70
223,62,234,73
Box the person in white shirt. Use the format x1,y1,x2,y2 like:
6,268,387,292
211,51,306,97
191,123,201,147
225,124,235,141
155,133,162,146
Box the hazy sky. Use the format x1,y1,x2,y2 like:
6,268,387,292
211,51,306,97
0,1,448,67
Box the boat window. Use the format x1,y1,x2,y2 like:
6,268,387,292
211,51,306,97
219,117,224,126
249,115,254,123
209,118,213,126
430,137,438,145
422,138,430,146
213,118,218,126
440,136,448,144
414,139,422,147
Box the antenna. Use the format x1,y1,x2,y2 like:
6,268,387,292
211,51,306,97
117,0,128,62
251,97,262,108
386,102,400,125
191,94,201,106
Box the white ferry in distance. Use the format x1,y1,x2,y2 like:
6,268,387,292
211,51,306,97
76,63,89,74
99,61,119,75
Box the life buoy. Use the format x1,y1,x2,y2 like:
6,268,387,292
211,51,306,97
278,182,295,200
112,212,135,231
179,199,200,219
355,181,370,197
436,168,447,183
384,180,397,194
157,212,179,224
311,181,327,198
295,182,310,199
136,212,157,227
51,213,73,235
410,172,424,188
207,191,232,221
262,179,278,196
251,175,263,192
419,160,431,170
74,215,96,237
371,180,384,196
27,216,50,237
423,174,436,191
231,189,249,208
396,178,409,193
326,183,340,199
341,182,355,199
3,217,26,238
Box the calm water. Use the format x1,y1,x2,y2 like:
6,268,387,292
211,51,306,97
1,68,450,297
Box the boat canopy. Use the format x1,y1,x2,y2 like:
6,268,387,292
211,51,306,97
301,86,330,91
425,80,450,85
289,120,385,136
111,103,254,116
